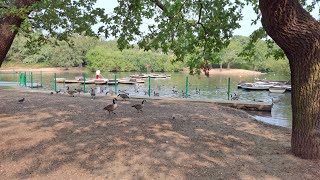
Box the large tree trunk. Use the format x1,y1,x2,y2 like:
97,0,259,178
259,0,320,159
0,0,39,66
219,62,223,71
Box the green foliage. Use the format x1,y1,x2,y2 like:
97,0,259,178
86,41,183,72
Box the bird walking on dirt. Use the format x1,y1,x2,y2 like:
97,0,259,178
90,88,96,99
75,87,83,94
66,86,77,97
18,98,25,103
103,98,118,115
118,93,129,100
132,100,146,113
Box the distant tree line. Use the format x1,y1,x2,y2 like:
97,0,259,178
5,34,289,75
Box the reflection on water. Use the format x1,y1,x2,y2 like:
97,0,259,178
0,71,292,128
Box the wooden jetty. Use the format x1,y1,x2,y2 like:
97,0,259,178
128,96,273,112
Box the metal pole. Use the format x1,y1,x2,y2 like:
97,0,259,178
30,72,33,88
227,77,231,100
186,76,189,98
83,73,86,93
54,73,57,92
114,74,118,95
148,76,151,97
19,73,22,85
24,72,27,87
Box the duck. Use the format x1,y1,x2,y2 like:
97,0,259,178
103,98,118,115
118,93,129,100
90,88,96,99
132,100,146,113
18,98,25,103
66,86,77,97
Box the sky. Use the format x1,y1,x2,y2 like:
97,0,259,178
93,0,319,37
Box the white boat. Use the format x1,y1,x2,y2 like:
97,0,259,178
269,87,286,93
241,83,271,90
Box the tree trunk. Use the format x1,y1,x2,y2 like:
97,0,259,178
259,0,320,159
220,62,223,71
227,62,230,70
0,0,39,66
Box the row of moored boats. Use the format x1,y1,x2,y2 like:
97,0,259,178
56,73,171,85
238,80,291,93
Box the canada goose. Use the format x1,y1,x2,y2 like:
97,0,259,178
195,88,200,94
103,98,118,114
132,100,146,113
66,86,77,97
172,86,178,93
90,88,96,99
75,87,82,94
143,90,148,95
118,89,127,94
231,93,240,100
106,89,114,96
18,98,25,103
154,91,159,96
118,93,129,100
55,90,61,94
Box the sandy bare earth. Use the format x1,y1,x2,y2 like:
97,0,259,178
0,88,319,180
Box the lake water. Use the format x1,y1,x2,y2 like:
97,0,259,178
0,70,292,128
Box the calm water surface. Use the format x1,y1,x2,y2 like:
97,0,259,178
1,71,292,128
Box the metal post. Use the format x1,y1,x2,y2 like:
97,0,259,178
54,73,57,92
83,73,86,93
24,72,27,87
30,72,33,88
19,73,22,85
148,76,151,97
114,74,118,95
227,77,231,100
186,76,189,98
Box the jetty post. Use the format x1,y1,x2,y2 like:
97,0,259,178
148,76,151,97
114,74,118,95
83,73,86,93
227,77,230,100
54,73,57,92
30,72,33,88
186,76,189,98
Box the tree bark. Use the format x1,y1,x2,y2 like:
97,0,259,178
0,0,39,66
259,0,320,159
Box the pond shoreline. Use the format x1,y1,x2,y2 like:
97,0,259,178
1,66,264,76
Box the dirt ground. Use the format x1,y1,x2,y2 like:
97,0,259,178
0,88,319,180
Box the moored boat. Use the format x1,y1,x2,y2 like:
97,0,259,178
269,87,286,93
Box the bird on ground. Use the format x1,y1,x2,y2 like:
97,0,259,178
195,87,201,94
90,88,96,99
55,90,61,94
132,100,146,113
18,98,25,103
103,98,118,115
253,99,263,102
154,91,159,96
172,86,178,93
118,89,127,94
143,90,148,95
75,87,83,94
66,86,77,97
106,89,114,96
231,93,240,100
118,93,129,100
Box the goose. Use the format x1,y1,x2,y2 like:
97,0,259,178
172,86,178,93
106,89,114,96
143,90,148,95
90,88,96,99
18,98,25,103
195,87,200,94
75,87,83,94
132,100,146,113
103,98,118,115
231,93,240,100
154,91,159,96
118,93,129,100
66,86,77,97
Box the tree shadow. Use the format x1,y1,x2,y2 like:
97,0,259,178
0,90,319,179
